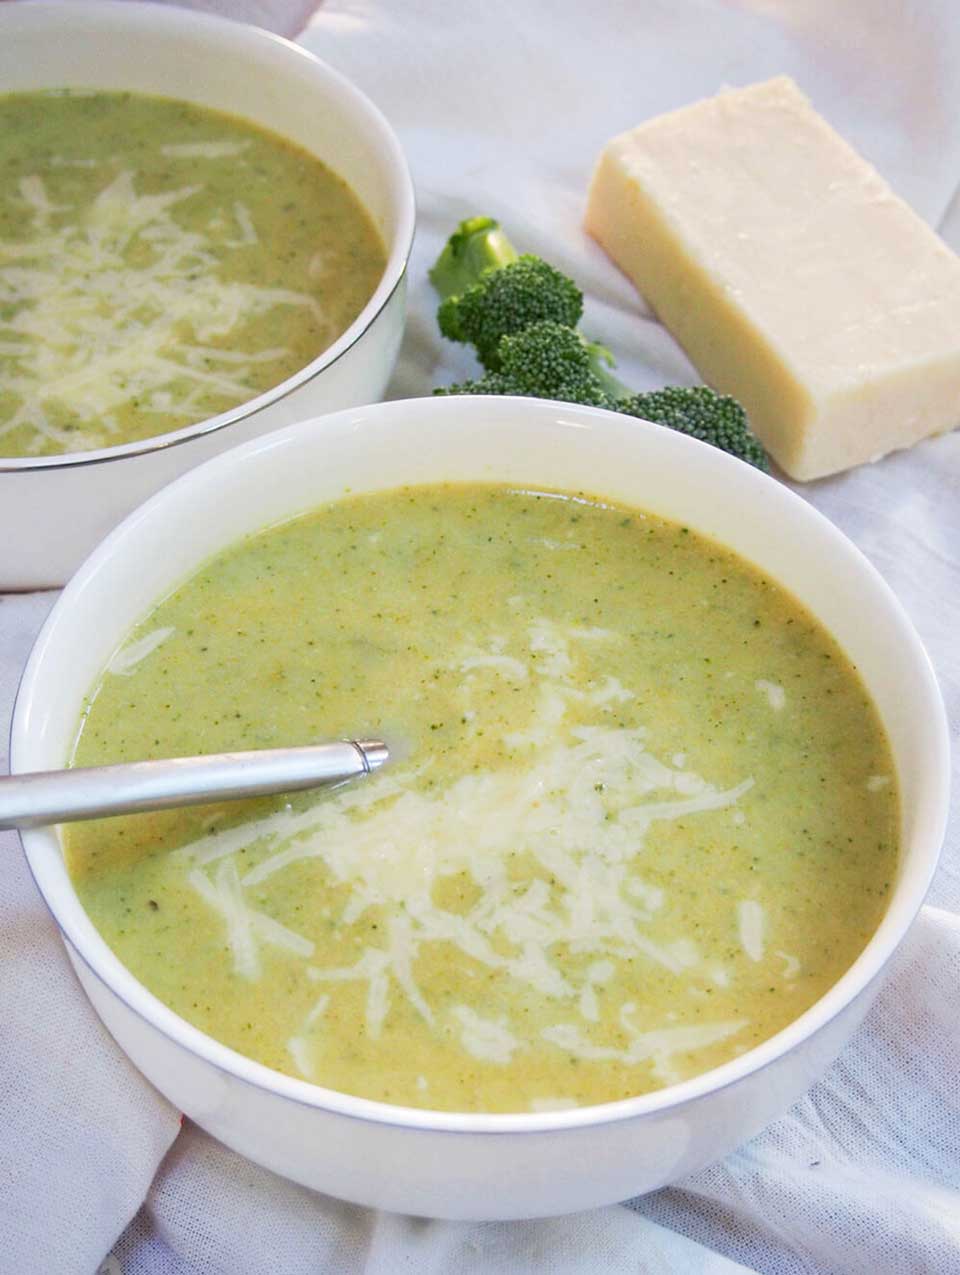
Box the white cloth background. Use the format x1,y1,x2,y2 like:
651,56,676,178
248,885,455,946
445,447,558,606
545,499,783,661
1,1,958,1271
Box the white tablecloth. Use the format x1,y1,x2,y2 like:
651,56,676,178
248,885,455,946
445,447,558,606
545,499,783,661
1,2,958,1271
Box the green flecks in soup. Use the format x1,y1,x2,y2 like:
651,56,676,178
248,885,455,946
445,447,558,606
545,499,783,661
0,91,386,457
65,485,898,1112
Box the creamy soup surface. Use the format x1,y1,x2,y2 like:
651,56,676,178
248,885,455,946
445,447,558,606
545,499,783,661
0,91,385,457
66,484,898,1113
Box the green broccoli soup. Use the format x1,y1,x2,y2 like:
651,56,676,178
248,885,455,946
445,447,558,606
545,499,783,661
65,484,898,1113
0,91,385,457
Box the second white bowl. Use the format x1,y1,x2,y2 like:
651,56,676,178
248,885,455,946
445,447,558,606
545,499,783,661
0,1,415,588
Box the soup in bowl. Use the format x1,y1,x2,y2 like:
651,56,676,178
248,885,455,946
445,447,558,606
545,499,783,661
13,396,949,1218
0,2,414,587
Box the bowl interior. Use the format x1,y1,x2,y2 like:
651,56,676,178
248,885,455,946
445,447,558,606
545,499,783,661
0,1,414,466
13,396,950,1129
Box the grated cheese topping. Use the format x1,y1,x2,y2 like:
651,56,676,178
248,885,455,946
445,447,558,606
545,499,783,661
452,1007,521,1065
181,620,760,1082
0,169,327,453
776,950,801,981
755,679,787,711
542,1008,746,1086
161,141,252,160
738,899,766,963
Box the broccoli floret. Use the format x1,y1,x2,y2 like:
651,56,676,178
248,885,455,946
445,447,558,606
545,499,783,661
433,321,615,408
430,216,769,470
431,217,585,372
620,386,768,471
436,334,768,469
438,256,583,370
430,217,629,392
498,322,615,406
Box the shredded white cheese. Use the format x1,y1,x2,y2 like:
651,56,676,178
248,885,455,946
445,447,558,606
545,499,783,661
0,169,327,452
452,1007,520,1064
755,679,786,711
188,860,259,980
187,860,314,979
225,202,258,247
535,538,581,551
179,620,758,1065
738,899,766,963
304,992,331,1028
460,653,528,680
161,141,252,160
286,1036,315,1080
541,1013,746,1085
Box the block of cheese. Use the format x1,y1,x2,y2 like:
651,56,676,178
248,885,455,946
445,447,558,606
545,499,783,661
585,76,960,480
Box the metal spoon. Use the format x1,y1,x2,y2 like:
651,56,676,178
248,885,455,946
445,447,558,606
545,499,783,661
0,739,389,831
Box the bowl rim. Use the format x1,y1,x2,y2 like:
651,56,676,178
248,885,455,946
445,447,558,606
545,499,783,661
12,395,951,1136
0,0,416,474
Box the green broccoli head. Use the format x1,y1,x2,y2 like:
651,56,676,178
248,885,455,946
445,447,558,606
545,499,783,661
436,372,769,471
497,321,615,406
621,385,769,471
434,321,615,407
437,256,584,371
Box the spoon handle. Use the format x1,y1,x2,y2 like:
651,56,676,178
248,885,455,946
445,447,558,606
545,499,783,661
0,740,388,830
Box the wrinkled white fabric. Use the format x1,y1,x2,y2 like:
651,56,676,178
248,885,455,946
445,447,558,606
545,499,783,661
0,592,182,1274
1,2,958,1272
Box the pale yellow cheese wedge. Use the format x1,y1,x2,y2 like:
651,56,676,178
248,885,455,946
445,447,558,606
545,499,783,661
585,76,960,480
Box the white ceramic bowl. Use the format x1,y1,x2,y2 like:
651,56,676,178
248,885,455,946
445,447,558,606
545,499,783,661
13,397,949,1219
0,1,414,589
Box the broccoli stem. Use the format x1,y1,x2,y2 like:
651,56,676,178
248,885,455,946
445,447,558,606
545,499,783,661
582,339,631,401
429,216,519,300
